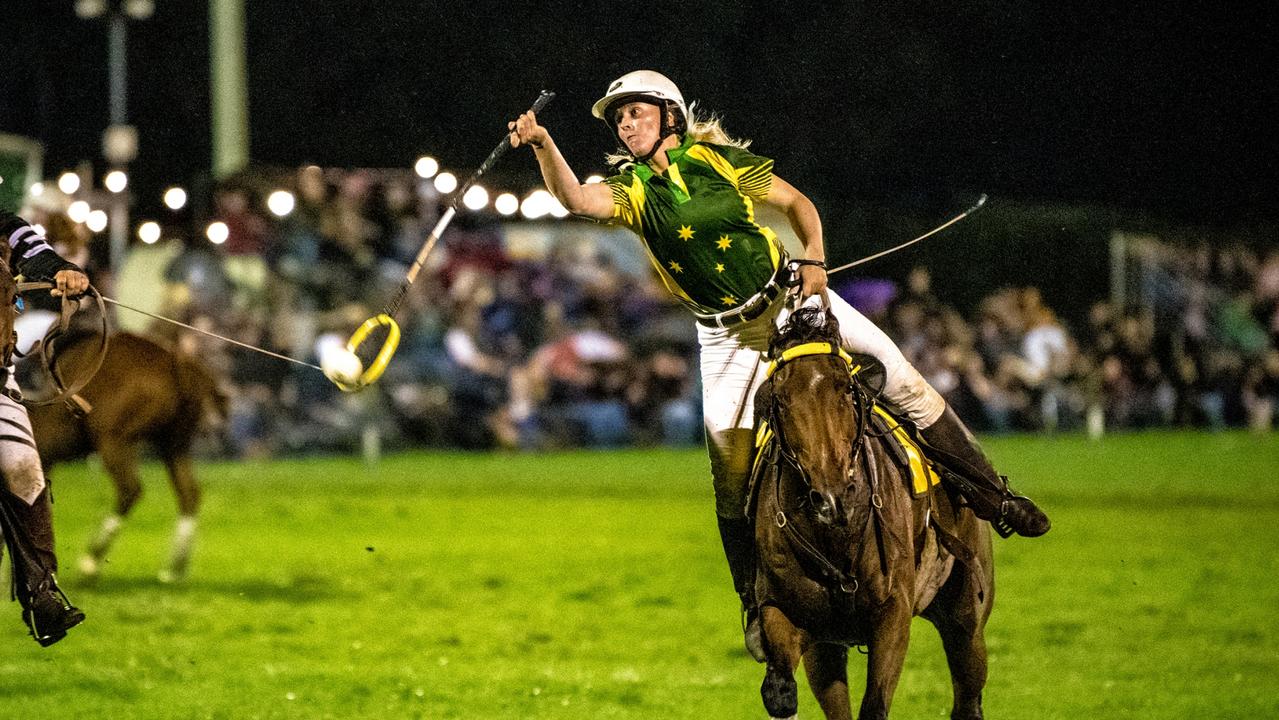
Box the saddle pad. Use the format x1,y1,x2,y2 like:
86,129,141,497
871,405,941,496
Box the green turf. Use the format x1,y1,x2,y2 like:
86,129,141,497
3,431,1277,718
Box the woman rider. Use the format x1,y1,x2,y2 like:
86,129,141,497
509,70,1049,661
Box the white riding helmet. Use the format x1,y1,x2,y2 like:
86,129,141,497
591,70,688,124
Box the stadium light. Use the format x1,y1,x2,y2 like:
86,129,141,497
206,221,229,245
74,0,106,19
67,200,91,223
549,197,569,218
105,170,128,193
433,172,457,194
267,190,296,217
494,192,519,216
414,156,439,179
58,172,81,195
138,221,161,244
520,190,554,220
86,210,109,233
462,185,489,211
29,182,44,198
163,186,188,210
123,0,154,19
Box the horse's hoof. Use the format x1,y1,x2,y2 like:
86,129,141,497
157,569,184,584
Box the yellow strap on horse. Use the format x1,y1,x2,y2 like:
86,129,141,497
749,419,774,479
766,342,856,378
338,313,401,393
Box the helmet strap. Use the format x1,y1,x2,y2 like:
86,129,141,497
633,135,668,164
626,100,683,164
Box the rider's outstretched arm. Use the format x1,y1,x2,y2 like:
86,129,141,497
509,111,613,220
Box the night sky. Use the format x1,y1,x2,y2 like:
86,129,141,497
2,1,1274,232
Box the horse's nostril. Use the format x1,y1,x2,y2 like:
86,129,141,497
809,490,826,509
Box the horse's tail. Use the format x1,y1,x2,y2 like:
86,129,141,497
172,353,229,432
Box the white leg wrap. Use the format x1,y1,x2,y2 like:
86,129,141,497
161,515,198,583
88,514,125,557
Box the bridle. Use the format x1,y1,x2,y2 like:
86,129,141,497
766,342,872,481
760,340,884,595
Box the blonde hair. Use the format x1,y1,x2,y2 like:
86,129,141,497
605,101,751,167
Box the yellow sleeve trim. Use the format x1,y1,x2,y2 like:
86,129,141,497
607,176,645,232
685,145,739,187
736,162,773,200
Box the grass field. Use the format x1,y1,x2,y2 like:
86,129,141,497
2,431,1277,719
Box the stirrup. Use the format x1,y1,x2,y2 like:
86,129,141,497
942,470,1016,537
991,499,1016,539
22,577,85,647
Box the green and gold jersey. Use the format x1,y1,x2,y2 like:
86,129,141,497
604,137,783,315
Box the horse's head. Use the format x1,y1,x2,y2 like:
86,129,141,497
0,243,16,367
764,306,867,526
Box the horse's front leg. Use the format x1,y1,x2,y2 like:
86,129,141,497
804,642,852,720
858,598,912,720
760,605,806,720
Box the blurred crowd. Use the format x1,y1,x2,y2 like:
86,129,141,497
18,169,1279,457
869,251,1279,436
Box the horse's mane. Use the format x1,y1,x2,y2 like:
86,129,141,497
769,306,842,358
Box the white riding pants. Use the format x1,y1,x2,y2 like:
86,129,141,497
699,291,945,518
0,368,46,505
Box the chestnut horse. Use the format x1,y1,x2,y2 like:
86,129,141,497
25,330,226,583
751,306,995,720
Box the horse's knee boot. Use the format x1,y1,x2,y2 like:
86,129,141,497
761,667,798,719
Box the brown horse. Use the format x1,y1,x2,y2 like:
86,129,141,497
25,330,227,583
751,306,995,720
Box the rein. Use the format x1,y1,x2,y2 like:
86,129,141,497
764,342,886,595
14,281,111,411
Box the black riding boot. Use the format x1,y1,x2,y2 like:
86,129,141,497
716,515,765,662
0,489,85,647
920,406,1051,538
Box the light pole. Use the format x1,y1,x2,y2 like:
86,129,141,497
210,0,249,179
75,0,153,274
